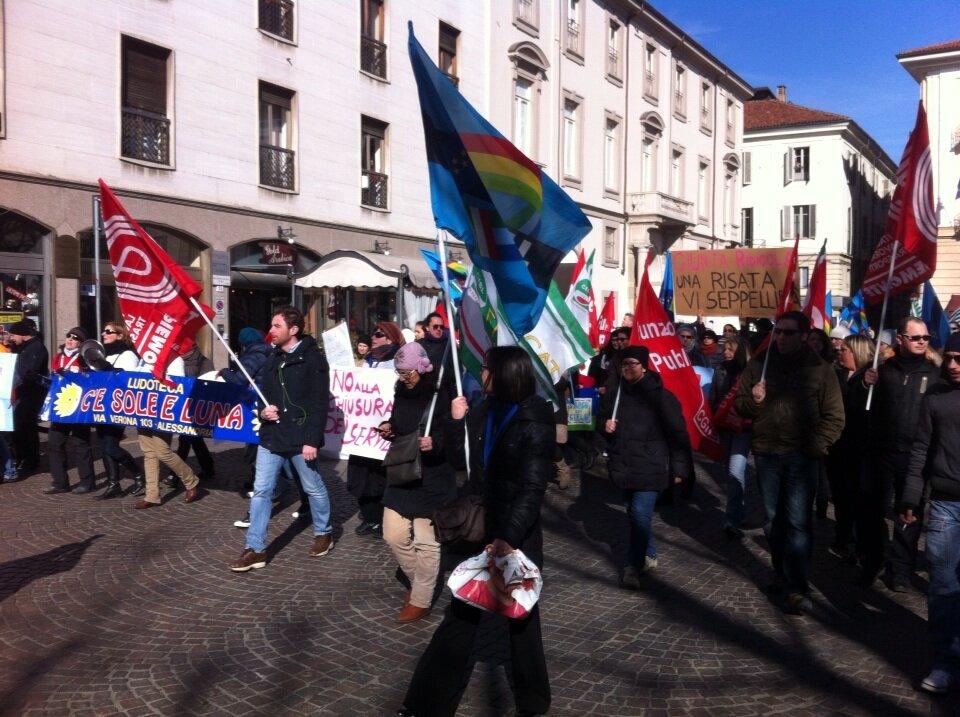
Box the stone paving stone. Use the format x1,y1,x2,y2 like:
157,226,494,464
1,437,959,715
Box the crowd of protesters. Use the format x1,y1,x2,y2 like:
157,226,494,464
3,303,960,708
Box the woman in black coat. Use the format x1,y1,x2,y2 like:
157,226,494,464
379,343,456,623
598,345,691,589
398,346,553,717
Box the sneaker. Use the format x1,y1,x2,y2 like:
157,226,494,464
355,521,381,536
642,556,658,574
308,534,334,558
229,548,267,572
292,503,310,520
620,566,640,590
3,473,20,483
920,667,954,694
781,592,812,615
233,515,251,529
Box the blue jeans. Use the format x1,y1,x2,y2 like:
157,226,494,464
755,452,817,594
246,446,331,553
926,500,960,673
625,490,659,568
722,429,753,529
0,433,14,477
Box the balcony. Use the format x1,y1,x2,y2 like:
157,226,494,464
606,48,620,80
362,170,389,209
361,35,387,79
121,108,170,165
627,191,694,228
566,20,581,56
260,145,296,190
259,0,294,41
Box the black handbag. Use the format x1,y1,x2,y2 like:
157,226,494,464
382,431,422,486
433,494,486,552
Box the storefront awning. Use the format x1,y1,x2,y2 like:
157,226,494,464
295,250,440,290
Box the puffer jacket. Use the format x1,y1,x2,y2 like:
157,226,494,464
735,345,844,457
597,371,691,491
869,352,942,453
445,395,554,564
259,335,329,453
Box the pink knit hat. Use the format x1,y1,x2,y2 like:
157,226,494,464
394,342,433,373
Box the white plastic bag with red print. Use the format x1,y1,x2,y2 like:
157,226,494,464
447,548,542,619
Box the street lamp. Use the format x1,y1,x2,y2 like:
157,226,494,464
278,226,297,307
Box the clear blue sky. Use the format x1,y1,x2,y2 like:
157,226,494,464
662,0,960,162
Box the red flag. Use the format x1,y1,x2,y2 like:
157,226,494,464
596,293,616,350
98,179,214,380
801,240,828,329
779,235,801,316
861,101,937,304
630,250,721,459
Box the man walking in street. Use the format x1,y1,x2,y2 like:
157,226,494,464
229,306,334,571
899,332,960,694
8,320,48,476
735,311,845,615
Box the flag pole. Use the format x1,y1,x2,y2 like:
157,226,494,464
437,230,464,398
866,239,899,411
188,296,269,407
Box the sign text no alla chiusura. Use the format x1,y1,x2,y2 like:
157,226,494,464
671,248,794,317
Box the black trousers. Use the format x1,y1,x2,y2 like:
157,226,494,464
12,396,43,467
48,423,95,490
403,600,550,717
176,435,214,476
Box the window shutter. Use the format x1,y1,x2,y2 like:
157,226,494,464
809,205,816,238
781,206,791,240
743,151,751,184
803,148,811,181
123,39,168,114
783,150,791,185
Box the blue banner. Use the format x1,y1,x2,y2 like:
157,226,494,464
41,371,260,443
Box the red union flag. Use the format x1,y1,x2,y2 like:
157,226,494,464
98,179,214,379
801,240,828,329
862,102,937,304
596,292,616,350
631,250,721,459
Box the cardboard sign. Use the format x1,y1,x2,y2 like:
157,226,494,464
321,366,396,460
671,248,794,317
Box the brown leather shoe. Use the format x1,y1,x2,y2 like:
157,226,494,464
308,534,335,557
229,548,267,572
134,499,160,509
396,603,431,623
183,486,206,504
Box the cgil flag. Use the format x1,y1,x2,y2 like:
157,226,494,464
564,249,598,349
801,239,829,330
921,281,951,349
408,24,591,337
98,179,214,380
861,101,937,304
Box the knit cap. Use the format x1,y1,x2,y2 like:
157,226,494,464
394,342,433,373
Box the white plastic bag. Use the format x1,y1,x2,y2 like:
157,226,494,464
447,548,542,619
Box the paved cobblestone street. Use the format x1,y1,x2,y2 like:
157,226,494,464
0,434,956,716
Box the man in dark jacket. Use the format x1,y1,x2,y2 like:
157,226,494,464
229,306,333,572
735,311,844,615
898,332,960,694
598,345,691,589
858,316,942,591
8,320,49,474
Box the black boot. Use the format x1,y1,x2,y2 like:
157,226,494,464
95,457,123,500
120,455,145,496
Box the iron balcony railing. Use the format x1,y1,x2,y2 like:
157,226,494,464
566,20,581,54
361,35,387,78
259,0,294,40
362,170,389,209
260,145,296,190
121,107,170,165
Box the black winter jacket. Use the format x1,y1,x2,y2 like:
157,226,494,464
13,336,49,402
258,335,329,453
903,380,960,508
445,395,554,565
869,352,942,453
597,371,691,491
381,375,457,518
220,342,272,386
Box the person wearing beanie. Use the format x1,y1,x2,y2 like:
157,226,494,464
899,330,960,694
378,340,454,622
366,321,404,368
677,323,706,367
829,325,852,354
355,333,371,367
598,342,691,589
7,318,48,476
44,327,97,494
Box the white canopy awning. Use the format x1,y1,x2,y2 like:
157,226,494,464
295,250,440,290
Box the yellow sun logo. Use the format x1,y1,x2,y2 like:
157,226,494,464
53,383,83,418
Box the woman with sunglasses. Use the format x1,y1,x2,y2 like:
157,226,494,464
93,322,144,500
45,327,97,494
365,321,405,368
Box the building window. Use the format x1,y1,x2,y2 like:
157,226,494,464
785,146,810,183
644,43,658,102
259,0,294,42
782,204,816,240
514,77,534,157
514,0,539,36
603,225,619,267
121,37,172,166
670,146,684,198
742,151,752,185
361,0,387,79
564,0,583,59
606,18,622,82
361,116,389,209
699,82,712,132
508,43,548,163
259,82,295,191
604,114,620,195
562,93,582,184
742,208,754,247
725,99,736,144
672,61,686,120
640,113,663,193
697,158,711,223
438,23,459,87
799,266,810,290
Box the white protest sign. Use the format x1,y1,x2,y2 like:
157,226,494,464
0,354,14,431
321,322,355,368
321,366,395,460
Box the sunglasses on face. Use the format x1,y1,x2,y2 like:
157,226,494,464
944,354,960,365
621,360,642,368
371,330,386,338
65,334,81,340
102,329,121,335
774,328,799,336
900,334,932,342
428,324,444,331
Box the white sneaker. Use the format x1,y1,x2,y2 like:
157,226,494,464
233,515,251,529
920,668,954,694
642,556,658,573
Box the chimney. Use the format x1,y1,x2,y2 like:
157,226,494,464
776,85,787,102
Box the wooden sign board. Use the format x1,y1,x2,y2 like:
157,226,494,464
671,248,794,317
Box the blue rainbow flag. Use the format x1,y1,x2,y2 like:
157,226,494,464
408,24,591,335
419,248,467,303
839,290,870,336
921,280,951,349
658,251,674,320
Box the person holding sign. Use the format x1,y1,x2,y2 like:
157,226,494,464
598,345,691,589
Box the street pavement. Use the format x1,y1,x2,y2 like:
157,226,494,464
0,433,956,717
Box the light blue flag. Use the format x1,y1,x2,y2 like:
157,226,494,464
921,280,951,349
